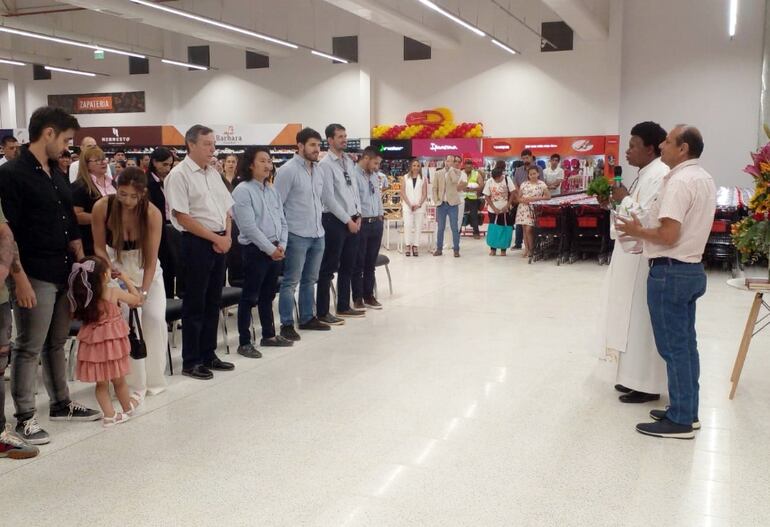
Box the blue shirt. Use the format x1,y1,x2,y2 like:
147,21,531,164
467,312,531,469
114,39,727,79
231,179,288,255
318,151,360,222
274,154,325,238
355,165,384,217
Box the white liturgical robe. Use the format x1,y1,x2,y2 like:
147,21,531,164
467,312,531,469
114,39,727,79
598,157,669,394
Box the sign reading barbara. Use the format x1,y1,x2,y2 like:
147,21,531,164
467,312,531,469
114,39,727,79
371,140,412,159
48,92,146,114
74,126,163,147
412,138,482,157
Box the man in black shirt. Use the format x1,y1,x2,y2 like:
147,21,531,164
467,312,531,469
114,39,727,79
0,106,101,445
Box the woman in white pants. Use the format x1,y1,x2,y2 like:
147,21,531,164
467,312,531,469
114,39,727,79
92,167,167,407
400,158,428,256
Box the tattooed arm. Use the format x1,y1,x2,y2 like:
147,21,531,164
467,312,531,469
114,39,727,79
0,223,12,283
9,240,35,309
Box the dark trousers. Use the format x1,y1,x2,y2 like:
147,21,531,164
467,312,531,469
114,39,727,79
237,244,281,345
180,233,227,370
158,234,176,299
514,223,524,248
317,213,360,315
465,198,481,235
352,219,383,301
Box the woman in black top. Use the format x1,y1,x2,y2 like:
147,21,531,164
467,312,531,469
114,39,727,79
72,146,115,255
92,167,166,406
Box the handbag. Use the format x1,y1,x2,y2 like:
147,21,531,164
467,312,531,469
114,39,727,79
128,308,147,360
487,211,514,249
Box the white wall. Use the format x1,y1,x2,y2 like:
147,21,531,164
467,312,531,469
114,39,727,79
619,0,766,187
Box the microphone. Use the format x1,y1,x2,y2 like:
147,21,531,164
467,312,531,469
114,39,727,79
613,165,622,187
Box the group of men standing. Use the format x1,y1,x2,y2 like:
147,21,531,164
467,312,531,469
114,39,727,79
165,123,386,379
601,121,716,440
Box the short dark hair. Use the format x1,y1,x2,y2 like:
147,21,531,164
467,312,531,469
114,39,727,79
1,135,17,146
675,125,704,159
237,146,272,182
528,165,540,173
491,167,504,179
550,153,561,161
115,149,126,155
28,106,80,142
361,146,381,159
521,149,533,157
296,127,322,145
116,160,126,169
464,158,473,165
324,123,346,140
184,124,214,148
630,121,667,157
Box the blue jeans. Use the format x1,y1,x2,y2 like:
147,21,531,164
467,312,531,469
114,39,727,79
436,202,459,252
647,262,707,426
280,233,325,326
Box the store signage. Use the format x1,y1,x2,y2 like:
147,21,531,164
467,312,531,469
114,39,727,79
412,138,481,157
48,91,146,114
482,136,607,157
371,140,411,159
168,123,302,146
74,126,163,147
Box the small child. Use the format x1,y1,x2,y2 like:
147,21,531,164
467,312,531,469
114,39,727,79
69,257,142,427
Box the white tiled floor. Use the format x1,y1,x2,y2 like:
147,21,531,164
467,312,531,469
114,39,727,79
3,237,770,526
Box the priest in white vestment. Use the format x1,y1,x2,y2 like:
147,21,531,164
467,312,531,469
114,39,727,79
598,122,669,403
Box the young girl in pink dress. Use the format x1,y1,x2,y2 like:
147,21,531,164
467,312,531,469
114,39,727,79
69,256,142,427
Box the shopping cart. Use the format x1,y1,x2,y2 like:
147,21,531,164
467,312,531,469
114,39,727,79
568,204,612,265
529,204,567,265
703,207,745,275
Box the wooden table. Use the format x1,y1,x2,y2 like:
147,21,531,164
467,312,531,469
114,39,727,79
727,278,770,399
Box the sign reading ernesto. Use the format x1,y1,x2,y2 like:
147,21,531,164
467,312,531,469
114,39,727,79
48,91,146,114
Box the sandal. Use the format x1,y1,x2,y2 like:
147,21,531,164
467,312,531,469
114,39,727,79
489,249,496,256
103,411,130,428
500,250,507,256
412,246,419,257
405,247,411,257
126,398,141,418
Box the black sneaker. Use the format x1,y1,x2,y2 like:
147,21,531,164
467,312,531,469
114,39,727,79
280,324,301,341
636,418,695,439
260,336,294,347
50,401,103,422
650,408,701,430
353,299,367,310
298,317,331,331
364,297,383,310
318,313,345,326
337,308,365,318
237,344,262,359
15,415,50,445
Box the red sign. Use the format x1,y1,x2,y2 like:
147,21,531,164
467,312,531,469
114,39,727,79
74,126,163,148
482,136,607,157
412,138,481,157
77,96,113,112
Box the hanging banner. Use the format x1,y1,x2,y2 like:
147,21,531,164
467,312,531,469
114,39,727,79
412,138,482,157
48,91,146,114
74,126,163,147
371,140,412,159
166,123,302,146
483,136,607,157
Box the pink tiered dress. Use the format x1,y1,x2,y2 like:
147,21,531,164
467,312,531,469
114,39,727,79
75,301,131,382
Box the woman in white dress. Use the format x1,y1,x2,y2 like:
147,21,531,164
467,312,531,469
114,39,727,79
92,167,168,406
400,159,428,257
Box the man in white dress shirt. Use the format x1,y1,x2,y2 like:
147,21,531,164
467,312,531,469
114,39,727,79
598,122,669,404
0,136,19,167
165,125,235,380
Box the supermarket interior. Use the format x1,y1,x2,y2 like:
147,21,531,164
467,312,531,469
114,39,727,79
0,1,769,526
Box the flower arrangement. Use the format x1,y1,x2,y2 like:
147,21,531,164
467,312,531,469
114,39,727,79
732,126,770,264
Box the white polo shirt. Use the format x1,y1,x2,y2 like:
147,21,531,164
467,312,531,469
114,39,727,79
643,159,716,263
165,155,234,233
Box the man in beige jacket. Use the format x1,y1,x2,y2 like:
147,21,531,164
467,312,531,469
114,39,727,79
432,154,465,257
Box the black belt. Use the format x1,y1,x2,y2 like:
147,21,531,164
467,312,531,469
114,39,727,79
362,216,383,224
649,257,696,268
182,230,226,237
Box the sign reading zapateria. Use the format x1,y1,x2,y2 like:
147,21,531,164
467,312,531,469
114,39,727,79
48,91,146,114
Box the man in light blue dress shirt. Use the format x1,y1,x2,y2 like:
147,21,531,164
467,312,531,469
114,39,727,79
231,146,293,358
273,128,334,340
316,124,364,326
352,146,385,310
